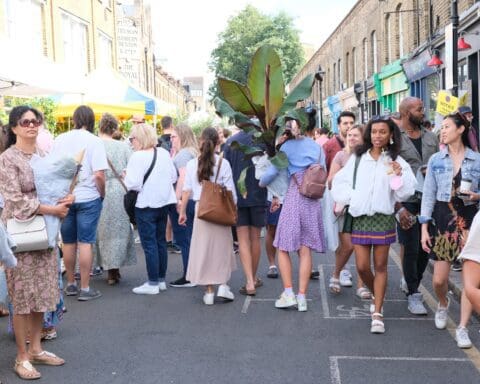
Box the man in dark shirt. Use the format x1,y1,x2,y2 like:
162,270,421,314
158,115,174,153
395,97,439,315
224,130,267,295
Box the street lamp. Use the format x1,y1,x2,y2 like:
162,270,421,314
315,65,325,128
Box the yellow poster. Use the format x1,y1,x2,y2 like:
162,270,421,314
436,91,458,115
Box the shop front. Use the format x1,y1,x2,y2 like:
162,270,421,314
326,95,342,133
402,49,439,122
375,59,409,114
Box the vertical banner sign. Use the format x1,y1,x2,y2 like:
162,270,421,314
445,23,454,90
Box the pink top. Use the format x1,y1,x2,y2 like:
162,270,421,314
36,127,54,154
316,136,329,147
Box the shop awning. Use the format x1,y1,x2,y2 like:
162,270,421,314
53,69,176,118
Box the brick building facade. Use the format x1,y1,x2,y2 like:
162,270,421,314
290,0,480,133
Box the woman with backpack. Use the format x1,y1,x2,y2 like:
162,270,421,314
260,119,326,312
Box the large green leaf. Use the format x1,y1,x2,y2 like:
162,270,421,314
248,45,284,125
237,167,249,199
270,151,289,169
213,98,261,131
229,141,264,156
278,74,315,116
218,77,261,116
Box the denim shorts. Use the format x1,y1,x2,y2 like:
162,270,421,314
61,198,103,244
237,206,267,227
266,201,282,226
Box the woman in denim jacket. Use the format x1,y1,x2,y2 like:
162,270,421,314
420,112,480,349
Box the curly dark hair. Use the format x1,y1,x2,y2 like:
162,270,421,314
99,113,118,136
6,105,43,148
197,127,219,182
444,111,471,148
355,116,402,160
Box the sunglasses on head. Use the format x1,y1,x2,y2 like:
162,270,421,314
18,118,41,128
371,114,391,122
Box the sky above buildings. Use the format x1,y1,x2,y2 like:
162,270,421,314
149,0,357,85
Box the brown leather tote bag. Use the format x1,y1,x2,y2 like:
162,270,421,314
197,154,237,226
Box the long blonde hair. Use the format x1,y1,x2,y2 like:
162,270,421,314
175,123,198,156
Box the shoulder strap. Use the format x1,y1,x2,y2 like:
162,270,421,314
214,152,223,184
107,158,128,192
352,155,361,190
143,148,157,186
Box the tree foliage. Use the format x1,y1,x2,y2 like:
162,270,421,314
209,5,304,100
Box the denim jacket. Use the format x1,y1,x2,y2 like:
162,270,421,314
419,147,480,223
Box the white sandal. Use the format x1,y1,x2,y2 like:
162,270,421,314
371,313,385,334
329,277,341,294
356,287,372,300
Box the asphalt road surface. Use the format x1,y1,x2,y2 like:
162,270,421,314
1,241,480,383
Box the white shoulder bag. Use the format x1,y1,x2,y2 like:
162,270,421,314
7,215,49,253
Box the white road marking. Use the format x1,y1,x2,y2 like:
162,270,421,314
241,296,251,314
329,355,471,384
319,265,331,318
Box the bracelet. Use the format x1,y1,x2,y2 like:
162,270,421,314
396,207,406,215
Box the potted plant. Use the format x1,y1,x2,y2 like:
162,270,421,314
213,45,315,196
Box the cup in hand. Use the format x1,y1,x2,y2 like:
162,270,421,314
460,179,472,194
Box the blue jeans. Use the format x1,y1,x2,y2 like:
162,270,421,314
168,200,195,275
61,198,103,244
135,206,169,284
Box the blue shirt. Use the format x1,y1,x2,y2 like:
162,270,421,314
419,147,480,223
260,137,325,186
223,131,267,208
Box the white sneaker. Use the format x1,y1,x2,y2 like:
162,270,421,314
217,284,234,301
407,293,428,315
132,282,159,295
203,292,214,305
339,269,353,287
297,296,308,312
456,327,472,349
435,298,450,329
275,292,297,309
400,277,408,294
159,282,167,291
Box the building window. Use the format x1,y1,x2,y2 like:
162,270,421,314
346,52,350,86
371,31,378,73
61,12,89,75
352,48,357,83
363,38,368,78
397,4,404,57
5,0,44,57
333,62,337,93
338,59,341,90
97,31,113,68
386,14,392,63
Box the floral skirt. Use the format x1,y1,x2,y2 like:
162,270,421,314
429,199,476,262
351,213,396,245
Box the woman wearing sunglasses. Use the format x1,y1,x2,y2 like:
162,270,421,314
420,112,480,349
332,116,416,334
0,106,72,379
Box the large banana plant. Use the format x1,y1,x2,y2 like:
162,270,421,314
213,45,314,196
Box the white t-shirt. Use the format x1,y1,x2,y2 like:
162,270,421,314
124,147,177,208
52,129,108,203
183,155,237,203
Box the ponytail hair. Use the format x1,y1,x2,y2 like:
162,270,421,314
197,127,219,182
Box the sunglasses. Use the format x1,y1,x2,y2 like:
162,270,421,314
371,114,391,122
18,118,41,128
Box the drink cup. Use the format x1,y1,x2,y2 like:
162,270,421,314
460,179,472,194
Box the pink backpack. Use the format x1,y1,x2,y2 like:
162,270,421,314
293,163,328,199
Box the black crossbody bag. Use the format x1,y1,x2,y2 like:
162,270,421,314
123,149,157,225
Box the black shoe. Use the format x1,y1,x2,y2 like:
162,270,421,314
310,270,320,280
169,277,196,287
452,260,463,272
167,241,182,254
